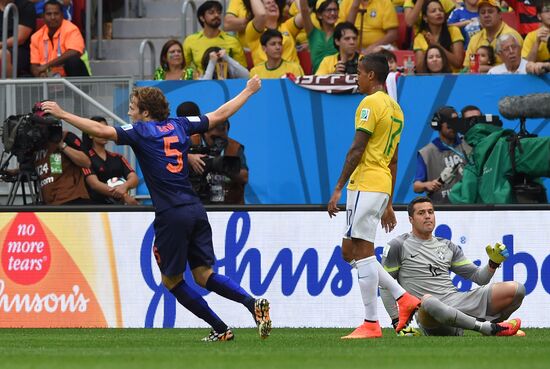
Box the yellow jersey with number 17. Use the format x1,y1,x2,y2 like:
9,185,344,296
348,91,404,195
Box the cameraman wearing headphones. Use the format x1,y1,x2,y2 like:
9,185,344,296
177,101,248,205
413,106,472,204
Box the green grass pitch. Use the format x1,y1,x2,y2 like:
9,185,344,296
0,328,549,369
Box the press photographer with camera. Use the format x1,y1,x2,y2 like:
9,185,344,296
315,22,360,76
413,106,472,204
177,101,248,205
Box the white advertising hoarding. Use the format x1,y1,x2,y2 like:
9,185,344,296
0,210,548,328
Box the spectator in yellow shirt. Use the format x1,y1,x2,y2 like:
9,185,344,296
522,0,550,62
223,0,253,48
316,22,360,75
413,0,464,72
463,0,523,72
339,0,398,53
249,29,305,78
245,0,303,66
404,0,456,28
183,1,247,74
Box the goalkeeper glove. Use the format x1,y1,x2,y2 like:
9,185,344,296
397,326,421,337
485,242,509,266
392,318,421,336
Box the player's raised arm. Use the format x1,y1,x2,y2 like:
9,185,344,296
41,101,118,141
205,75,261,128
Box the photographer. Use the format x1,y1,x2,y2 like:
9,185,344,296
315,22,360,76
178,102,248,204
34,128,91,205
413,106,471,204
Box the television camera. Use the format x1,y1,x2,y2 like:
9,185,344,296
0,103,62,205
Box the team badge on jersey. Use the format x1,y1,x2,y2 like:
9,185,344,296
370,10,377,18
436,246,447,260
360,108,370,121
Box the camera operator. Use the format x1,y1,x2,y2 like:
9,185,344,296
35,128,92,205
177,101,248,204
413,106,472,204
461,105,482,119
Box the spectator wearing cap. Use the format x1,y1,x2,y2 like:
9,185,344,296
249,29,304,78
299,0,338,73
463,0,523,73
339,0,398,53
413,106,471,204
183,0,246,75
522,0,550,62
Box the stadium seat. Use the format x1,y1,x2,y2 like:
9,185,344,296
501,11,519,32
36,17,45,30
397,12,412,50
393,49,415,68
298,49,312,75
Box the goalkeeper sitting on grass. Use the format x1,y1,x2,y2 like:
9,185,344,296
381,196,525,337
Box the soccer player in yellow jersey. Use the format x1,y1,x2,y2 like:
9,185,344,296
327,53,421,339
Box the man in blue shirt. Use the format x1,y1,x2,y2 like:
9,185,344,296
41,76,271,342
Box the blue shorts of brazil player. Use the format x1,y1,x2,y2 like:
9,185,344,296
153,202,215,276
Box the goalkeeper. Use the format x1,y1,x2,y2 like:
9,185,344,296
381,196,525,336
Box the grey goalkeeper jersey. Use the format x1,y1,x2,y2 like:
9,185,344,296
381,233,494,300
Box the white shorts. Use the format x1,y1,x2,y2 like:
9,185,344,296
343,190,389,242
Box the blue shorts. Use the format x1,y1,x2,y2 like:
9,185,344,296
153,202,215,276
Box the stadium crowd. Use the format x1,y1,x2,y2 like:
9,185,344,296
2,0,550,79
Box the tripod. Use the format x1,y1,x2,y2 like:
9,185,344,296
1,153,42,205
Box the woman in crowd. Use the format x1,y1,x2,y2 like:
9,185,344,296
413,0,464,72
154,40,189,80
246,0,303,66
298,0,338,74
424,44,452,73
200,46,249,80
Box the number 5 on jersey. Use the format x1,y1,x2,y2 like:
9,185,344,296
163,136,183,173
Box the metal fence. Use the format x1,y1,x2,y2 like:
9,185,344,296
0,77,134,201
